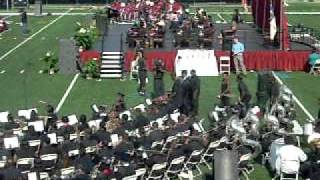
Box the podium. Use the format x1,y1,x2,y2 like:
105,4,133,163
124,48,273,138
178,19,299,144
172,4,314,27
34,0,42,16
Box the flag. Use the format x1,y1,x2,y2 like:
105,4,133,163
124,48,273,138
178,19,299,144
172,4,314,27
270,3,277,41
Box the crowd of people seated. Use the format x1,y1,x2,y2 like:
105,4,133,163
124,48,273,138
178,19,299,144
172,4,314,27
0,68,319,180
0,81,211,180
113,0,183,49
111,0,182,22
171,8,215,48
0,17,8,33
209,71,320,180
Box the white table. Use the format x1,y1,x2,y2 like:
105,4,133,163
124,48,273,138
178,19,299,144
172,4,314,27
175,49,219,76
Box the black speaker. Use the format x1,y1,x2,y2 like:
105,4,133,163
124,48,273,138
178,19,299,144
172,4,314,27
14,0,27,7
58,39,79,75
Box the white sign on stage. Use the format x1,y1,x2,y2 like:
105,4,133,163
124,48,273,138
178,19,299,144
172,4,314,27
175,49,219,76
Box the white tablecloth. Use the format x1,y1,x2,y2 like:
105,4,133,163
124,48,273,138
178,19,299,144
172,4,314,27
175,49,219,76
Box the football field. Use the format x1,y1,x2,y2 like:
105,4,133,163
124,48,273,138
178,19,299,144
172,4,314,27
0,3,320,179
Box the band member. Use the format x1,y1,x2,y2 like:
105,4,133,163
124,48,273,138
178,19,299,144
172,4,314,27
153,59,165,98
137,51,147,96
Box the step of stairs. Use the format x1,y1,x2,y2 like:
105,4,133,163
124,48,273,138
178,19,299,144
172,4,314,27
100,51,123,78
100,74,122,78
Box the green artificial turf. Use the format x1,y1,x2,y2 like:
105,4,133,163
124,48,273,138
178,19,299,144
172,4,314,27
0,4,320,179
0,15,92,114
287,2,320,12
0,15,57,56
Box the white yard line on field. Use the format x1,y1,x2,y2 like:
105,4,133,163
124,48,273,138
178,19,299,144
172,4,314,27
272,71,316,122
217,13,227,23
55,73,80,113
0,8,72,62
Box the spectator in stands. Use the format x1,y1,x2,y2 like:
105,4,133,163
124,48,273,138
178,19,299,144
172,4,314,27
275,136,307,177
232,37,246,74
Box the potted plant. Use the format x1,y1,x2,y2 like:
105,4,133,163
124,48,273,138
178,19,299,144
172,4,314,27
40,51,59,75
84,59,99,79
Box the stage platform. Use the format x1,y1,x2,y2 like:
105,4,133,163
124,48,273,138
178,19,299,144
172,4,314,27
94,23,275,52
94,22,313,52
80,22,313,73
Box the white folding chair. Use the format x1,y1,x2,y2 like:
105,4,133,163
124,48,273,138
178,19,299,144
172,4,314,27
151,139,164,149
219,56,231,75
280,170,299,180
239,153,254,180
183,149,203,178
164,156,185,179
85,146,97,154
146,162,167,180
135,168,147,180
40,154,58,162
161,136,177,153
12,128,24,137
60,166,75,179
0,160,6,168
16,158,34,172
28,139,41,147
67,114,78,125
39,172,50,180
57,136,64,143
130,60,138,80
68,149,79,157
201,140,221,169
69,133,78,141
18,108,38,120
0,111,9,122
122,174,138,180
40,154,58,170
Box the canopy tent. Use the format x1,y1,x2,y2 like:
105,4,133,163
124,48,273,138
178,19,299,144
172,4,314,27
251,0,290,50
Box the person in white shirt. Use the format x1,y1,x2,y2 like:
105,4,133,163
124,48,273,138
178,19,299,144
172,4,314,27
275,136,307,177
